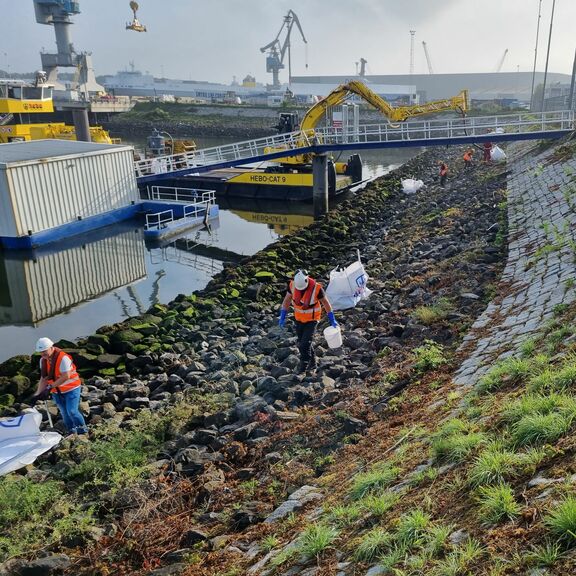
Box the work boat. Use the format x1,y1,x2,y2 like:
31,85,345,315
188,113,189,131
0,81,115,144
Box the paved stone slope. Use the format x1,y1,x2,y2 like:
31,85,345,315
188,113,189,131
455,141,576,388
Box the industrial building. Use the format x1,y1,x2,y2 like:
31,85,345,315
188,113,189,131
291,71,573,107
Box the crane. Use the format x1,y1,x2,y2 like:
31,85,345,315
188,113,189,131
33,0,104,94
260,10,307,89
494,49,508,73
422,41,434,74
356,58,368,77
126,1,147,32
265,81,469,168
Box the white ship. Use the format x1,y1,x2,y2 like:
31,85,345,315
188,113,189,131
102,65,269,101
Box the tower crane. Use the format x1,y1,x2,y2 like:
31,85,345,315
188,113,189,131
260,10,307,89
126,1,147,33
422,41,434,74
356,58,368,77
494,49,508,73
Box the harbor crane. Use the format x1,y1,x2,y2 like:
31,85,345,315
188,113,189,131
33,0,104,94
494,48,508,72
356,58,368,77
126,1,147,32
260,10,307,89
422,41,434,74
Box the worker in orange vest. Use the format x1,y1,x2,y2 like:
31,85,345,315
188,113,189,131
279,270,338,373
463,148,474,170
438,161,449,187
32,337,88,436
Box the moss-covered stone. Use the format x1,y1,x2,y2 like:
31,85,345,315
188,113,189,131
131,323,159,336
0,355,32,377
0,393,15,408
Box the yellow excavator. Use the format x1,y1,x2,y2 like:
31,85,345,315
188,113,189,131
266,80,469,171
0,81,117,144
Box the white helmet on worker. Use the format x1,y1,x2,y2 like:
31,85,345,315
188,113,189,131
294,269,309,290
35,337,54,353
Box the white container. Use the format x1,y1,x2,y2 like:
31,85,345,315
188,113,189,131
0,140,138,239
323,325,343,349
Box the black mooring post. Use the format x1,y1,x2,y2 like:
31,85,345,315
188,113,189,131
312,154,328,220
72,107,91,142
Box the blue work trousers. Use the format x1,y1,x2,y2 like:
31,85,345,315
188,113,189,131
52,387,88,434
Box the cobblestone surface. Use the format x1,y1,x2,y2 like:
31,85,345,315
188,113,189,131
454,142,576,388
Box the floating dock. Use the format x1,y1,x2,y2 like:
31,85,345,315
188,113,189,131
0,140,218,249
143,189,219,242
145,165,353,201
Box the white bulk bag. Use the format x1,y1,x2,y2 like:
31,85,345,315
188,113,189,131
325,250,372,311
0,409,61,476
490,145,507,163
401,178,425,194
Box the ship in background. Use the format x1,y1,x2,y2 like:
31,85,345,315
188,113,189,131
101,64,270,103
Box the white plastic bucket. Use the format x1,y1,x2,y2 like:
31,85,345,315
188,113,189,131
323,325,343,349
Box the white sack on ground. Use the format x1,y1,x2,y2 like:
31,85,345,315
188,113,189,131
401,179,425,194
0,409,62,476
325,250,372,311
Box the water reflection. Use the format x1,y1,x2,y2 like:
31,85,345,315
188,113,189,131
219,197,314,237
0,225,146,327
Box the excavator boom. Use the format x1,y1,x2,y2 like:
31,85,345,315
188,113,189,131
300,80,469,132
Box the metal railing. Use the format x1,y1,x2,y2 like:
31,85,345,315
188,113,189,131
133,110,575,179
144,188,215,231
145,185,215,204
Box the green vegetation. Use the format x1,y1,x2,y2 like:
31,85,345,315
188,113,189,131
0,476,94,561
413,340,448,373
349,462,400,499
476,483,521,524
545,496,576,545
298,523,339,558
430,418,485,463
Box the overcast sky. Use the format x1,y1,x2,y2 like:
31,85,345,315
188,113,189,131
2,0,575,84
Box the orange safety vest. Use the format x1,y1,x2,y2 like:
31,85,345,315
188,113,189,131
290,279,323,323
41,347,81,394
463,151,472,162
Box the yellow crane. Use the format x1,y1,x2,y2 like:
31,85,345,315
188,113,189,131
126,1,147,32
267,80,469,169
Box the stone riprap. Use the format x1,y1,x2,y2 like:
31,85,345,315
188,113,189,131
454,142,576,388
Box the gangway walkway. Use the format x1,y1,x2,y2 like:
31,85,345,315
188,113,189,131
134,110,575,184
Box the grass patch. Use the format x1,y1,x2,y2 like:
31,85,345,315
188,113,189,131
360,491,400,517
468,441,523,486
512,411,574,446
528,363,576,393
476,356,543,394
413,340,448,373
349,462,400,499
0,476,94,561
476,483,521,524
430,418,486,463
298,523,339,558
354,527,393,562
545,496,576,545
413,299,453,325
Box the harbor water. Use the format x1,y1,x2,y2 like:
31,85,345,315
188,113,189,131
0,139,421,363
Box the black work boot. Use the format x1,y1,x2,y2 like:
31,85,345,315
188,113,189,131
307,357,317,372
296,360,307,374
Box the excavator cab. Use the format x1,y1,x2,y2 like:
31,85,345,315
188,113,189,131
275,112,299,134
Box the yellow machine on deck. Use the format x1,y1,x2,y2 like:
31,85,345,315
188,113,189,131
266,80,469,170
0,81,117,144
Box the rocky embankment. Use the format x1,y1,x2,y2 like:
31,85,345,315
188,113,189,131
101,103,282,140
8,139,576,575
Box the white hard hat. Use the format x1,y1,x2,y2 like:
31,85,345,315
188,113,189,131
294,270,309,291
35,337,54,353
